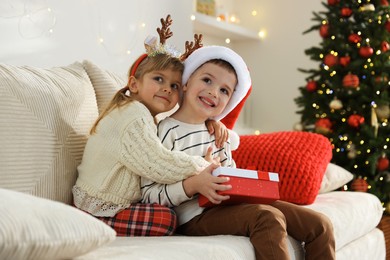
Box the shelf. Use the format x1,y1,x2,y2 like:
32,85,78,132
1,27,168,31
192,12,260,41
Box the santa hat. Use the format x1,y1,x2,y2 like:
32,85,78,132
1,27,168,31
182,45,252,121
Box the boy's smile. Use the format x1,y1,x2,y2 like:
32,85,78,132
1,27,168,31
199,95,216,107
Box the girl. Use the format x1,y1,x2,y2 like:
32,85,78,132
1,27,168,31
73,15,228,236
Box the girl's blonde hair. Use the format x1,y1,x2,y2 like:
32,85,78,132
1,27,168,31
90,53,184,134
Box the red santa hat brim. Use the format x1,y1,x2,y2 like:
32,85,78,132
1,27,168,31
182,46,252,121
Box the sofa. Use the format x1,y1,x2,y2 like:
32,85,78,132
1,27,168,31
0,60,385,260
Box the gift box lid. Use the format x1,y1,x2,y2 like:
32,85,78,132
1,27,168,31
212,167,279,182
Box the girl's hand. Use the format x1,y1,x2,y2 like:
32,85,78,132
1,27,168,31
205,120,229,148
204,146,221,165
183,164,231,204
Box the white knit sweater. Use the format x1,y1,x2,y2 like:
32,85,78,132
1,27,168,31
73,101,209,217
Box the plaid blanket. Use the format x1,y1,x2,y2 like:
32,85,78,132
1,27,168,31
98,203,177,236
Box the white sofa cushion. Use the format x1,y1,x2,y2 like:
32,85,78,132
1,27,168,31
319,163,354,193
0,188,116,260
82,60,125,114
306,191,383,250
0,62,98,204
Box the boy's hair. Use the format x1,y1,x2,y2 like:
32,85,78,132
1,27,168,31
201,59,237,79
90,53,184,134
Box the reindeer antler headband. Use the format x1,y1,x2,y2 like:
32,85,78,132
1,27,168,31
131,15,203,76
144,15,203,60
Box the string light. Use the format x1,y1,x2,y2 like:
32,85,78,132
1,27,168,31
9,4,57,39
258,30,266,39
229,15,237,23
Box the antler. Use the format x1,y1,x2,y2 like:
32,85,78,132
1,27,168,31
157,15,173,45
180,34,203,61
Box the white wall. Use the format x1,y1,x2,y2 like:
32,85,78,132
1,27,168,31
0,0,324,133
230,0,324,133
0,0,194,75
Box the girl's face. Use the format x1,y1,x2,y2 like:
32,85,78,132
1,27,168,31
128,68,182,116
182,63,236,121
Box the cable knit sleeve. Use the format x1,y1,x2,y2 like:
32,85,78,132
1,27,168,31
120,115,209,184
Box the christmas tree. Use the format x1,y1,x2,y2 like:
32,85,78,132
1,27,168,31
295,0,390,210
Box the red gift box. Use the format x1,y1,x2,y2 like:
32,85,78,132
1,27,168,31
198,167,280,207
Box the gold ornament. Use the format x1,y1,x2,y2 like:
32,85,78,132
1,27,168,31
376,105,390,120
347,150,357,159
329,99,343,110
359,4,375,12
371,107,379,137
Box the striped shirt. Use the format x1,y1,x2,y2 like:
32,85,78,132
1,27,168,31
158,118,235,167
140,117,236,225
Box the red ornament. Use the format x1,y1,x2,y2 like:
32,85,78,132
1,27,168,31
375,75,389,84
359,46,374,58
348,33,361,44
347,114,365,128
324,54,339,67
381,41,390,52
315,118,333,134
351,178,369,192
306,80,317,92
328,0,340,5
386,21,390,33
320,24,329,38
377,156,389,171
342,74,360,88
340,56,351,67
381,0,389,6
341,7,353,17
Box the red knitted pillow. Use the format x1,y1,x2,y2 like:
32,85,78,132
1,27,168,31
232,131,332,205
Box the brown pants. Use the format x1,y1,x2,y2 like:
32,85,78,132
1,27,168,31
176,200,335,260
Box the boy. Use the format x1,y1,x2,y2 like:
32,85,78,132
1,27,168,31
141,46,335,260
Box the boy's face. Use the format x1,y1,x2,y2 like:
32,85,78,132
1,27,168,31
128,68,181,116
183,62,236,120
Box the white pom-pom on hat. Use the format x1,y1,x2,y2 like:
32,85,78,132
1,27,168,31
182,46,252,121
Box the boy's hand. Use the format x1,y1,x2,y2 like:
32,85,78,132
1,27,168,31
183,164,231,204
205,120,229,148
204,146,221,165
